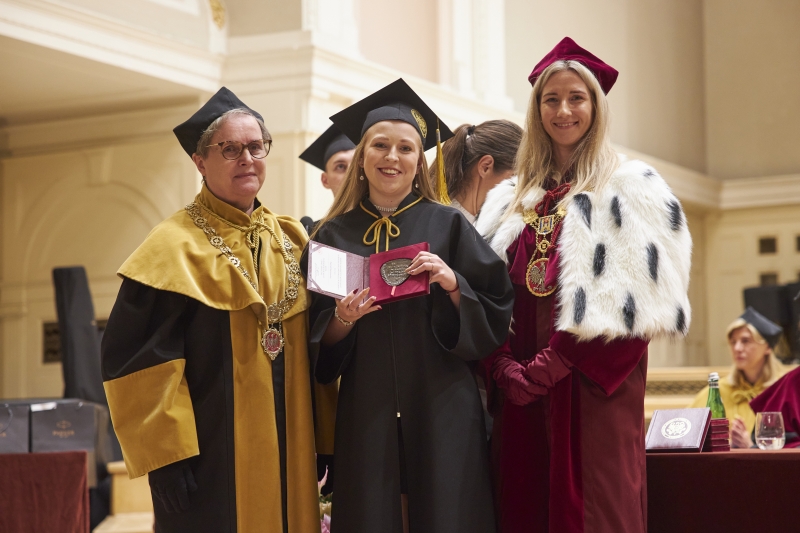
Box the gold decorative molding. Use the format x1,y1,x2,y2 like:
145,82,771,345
645,381,707,396
209,0,226,29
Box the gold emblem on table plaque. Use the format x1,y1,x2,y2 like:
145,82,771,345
381,259,412,287
661,417,692,440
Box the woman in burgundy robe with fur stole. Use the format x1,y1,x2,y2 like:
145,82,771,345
475,37,693,533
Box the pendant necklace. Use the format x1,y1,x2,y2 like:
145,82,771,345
185,201,300,361
522,182,570,297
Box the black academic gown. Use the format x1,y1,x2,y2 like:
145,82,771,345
101,189,321,533
102,281,253,532
304,193,513,533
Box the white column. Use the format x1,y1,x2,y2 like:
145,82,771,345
471,0,513,109
302,0,360,57
438,0,513,108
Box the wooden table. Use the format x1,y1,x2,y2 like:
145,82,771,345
647,448,800,532
0,451,90,533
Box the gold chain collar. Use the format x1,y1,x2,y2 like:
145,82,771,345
185,201,301,360
197,197,267,252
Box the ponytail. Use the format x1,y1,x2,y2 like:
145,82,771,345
429,120,522,200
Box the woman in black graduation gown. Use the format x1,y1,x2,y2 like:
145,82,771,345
303,79,513,533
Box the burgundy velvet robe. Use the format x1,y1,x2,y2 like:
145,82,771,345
482,224,649,533
750,366,800,448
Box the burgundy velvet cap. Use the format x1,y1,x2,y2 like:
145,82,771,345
528,37,619,94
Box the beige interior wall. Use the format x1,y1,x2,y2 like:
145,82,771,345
0,109,198,398
227,0,302,36
356,0,438,82
59,0,211,47
704,203,800,365
704,0,800,179
504,0,706,172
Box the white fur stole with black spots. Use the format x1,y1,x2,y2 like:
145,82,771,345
476,157,692,341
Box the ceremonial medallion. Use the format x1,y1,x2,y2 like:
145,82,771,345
526,257,556,297
537,239,551,254
261,328,283,360
380,258,413,287
538,215,555,235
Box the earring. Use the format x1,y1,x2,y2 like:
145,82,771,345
359,173,365,181
414,180,419,189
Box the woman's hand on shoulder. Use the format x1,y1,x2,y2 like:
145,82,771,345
406,252,459,293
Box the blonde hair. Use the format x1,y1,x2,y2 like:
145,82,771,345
312,124,438,237
501,60,618,221
725,318,785,387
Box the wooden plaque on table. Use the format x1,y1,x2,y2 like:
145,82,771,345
646,408,711,452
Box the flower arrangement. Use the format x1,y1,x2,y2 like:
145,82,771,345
319,467,332,533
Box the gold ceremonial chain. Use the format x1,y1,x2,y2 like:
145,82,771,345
185,201,301,361
522,183,569,297
360,196,424,253
197,198,267,277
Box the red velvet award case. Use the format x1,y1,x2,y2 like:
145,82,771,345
307,241,430,305
368,242,430,304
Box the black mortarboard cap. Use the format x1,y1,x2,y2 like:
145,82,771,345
740,306,783,348
173,87,264,157
329,78,454,152
299,125,356,171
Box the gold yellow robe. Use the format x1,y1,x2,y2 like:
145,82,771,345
102,185,323,533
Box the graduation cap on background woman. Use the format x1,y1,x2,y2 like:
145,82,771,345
739,306,784,348
299,124,356,171
329,78,455,204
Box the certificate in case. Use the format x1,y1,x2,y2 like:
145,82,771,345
307,241,430,305
646,407,712,452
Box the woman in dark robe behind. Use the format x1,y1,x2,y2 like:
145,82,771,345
476,37,693,533
302,79,514,533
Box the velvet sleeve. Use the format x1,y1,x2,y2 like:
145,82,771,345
430,217,514,361
550,330,648,396
100,278,199,478
485,335,574,407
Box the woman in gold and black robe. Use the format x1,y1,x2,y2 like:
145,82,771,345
101,88,323,533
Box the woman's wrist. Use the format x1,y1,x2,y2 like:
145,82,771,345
442,274,459,294
334,307,355,327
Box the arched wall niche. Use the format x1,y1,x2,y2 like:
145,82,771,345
0,132,198,398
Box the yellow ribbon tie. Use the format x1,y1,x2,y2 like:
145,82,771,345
359,197,424,253
363,217,400,253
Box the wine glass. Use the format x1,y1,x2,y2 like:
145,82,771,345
755,412,785,450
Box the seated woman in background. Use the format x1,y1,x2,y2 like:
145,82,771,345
429,120,522,225
691,306,786,448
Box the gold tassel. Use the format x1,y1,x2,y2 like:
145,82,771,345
436,120,451,205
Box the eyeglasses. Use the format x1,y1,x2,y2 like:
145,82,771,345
207,139,272,160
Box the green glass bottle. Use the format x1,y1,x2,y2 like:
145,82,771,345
705,372,727,419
